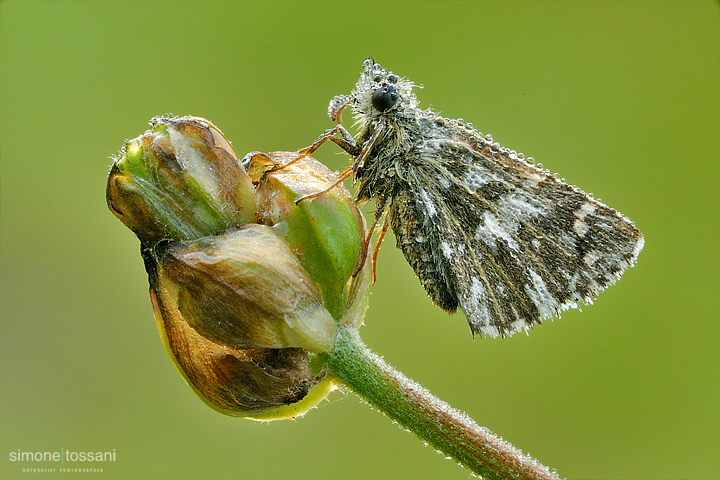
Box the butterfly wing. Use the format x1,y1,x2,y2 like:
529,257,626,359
388,129,644,337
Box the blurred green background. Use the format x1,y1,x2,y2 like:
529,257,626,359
1,1,718,479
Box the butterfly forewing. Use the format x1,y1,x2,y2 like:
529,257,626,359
388,123,643,337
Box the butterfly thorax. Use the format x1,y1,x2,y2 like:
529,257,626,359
352,114,420,204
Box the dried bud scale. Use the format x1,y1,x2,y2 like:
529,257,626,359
154,224,337,354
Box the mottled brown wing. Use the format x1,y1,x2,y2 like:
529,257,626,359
389,135,643,337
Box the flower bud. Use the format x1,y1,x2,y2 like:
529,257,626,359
107,116,256,244
107,118,371,419
155,224,337,353
148,244,337,418
247,151,367,321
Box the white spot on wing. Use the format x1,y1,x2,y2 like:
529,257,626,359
466,277,495,337
497,193,546,222
573,202,596,237
438,175,451,189
440,241,453,259
476,211,520,251
469,277,486,305
574,220,590,237
583,250,600,267
420,188,437,216
464,165,489,193
524,269,558,319
518,169,545,186
632,235,645,263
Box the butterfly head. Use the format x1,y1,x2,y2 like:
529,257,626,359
328,59,419,124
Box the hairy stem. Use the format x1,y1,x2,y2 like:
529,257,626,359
321,326,560,480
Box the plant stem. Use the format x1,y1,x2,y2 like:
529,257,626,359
321,326,560,480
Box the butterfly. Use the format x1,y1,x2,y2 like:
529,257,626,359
293,58,644,338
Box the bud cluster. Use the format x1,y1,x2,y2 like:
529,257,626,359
107,116,370,419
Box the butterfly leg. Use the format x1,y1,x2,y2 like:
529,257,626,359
294,165,354,204
370,211,391,285
273,125,360,176
299,124,360,156
294,126,373,204
353,193,391,278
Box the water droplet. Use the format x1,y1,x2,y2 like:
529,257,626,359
466,122,474,130
526,156,534,164
484,133,494,142
456,118,465,126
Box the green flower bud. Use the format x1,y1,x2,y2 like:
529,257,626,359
107,116,256,244
247,151,367,321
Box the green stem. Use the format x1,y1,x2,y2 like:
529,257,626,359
321,326,560,480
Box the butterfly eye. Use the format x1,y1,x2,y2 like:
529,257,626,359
371,84,398,113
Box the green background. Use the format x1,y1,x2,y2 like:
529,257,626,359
1,1,718,479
